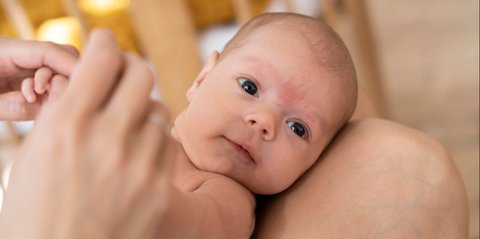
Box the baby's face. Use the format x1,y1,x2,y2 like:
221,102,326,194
174,26,350,194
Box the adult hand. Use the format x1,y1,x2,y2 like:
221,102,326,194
0,37,78,120
0,29,175,239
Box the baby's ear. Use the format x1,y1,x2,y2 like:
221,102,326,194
186,51,219,101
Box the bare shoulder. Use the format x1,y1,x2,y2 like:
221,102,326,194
174,152,256,238
173,151,254,202
254,117,468,238
345,117,452,149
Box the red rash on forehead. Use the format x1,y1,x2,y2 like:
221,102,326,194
278,79,306,106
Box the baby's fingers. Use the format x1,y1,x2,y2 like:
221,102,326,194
21,77,36,103
47,74,68,102
34,67,53,94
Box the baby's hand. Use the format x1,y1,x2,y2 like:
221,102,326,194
21,67,68,103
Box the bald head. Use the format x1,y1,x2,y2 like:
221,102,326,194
221,12,358,127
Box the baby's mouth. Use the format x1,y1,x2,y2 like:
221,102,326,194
224,137,255,163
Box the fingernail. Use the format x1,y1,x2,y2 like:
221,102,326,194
35,85,44,94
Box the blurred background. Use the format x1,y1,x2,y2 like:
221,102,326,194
0,0,478,237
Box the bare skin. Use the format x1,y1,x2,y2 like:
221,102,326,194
0,25,468,239
254,117,468,238
0,38,77,120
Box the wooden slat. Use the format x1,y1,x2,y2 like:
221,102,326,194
321,0,386,116
232,0,253,25
283,0,296,13
346,0,385,115
129,0,202,117
320,0,342,26
59,0,89,41
0,0,34,39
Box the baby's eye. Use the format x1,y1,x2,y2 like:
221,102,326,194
286,121,307,139
238,77,259,97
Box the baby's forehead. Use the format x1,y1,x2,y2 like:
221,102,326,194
277,73,343,114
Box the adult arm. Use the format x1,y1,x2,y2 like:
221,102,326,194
254,118,468,238
0,29,174,239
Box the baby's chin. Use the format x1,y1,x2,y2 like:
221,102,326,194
243,176,298,195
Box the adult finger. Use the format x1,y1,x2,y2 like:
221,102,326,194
103,53,154,132
59,44,80,58
1,38,78,76
47,74,68,102
139,101,173,168
62,29,123,115
118,102,175,238
123,101,172,185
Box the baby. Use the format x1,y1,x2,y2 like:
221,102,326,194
23,12,357,238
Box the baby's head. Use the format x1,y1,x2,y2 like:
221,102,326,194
172,13,357,194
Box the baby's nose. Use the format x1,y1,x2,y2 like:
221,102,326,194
245,110,277,141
